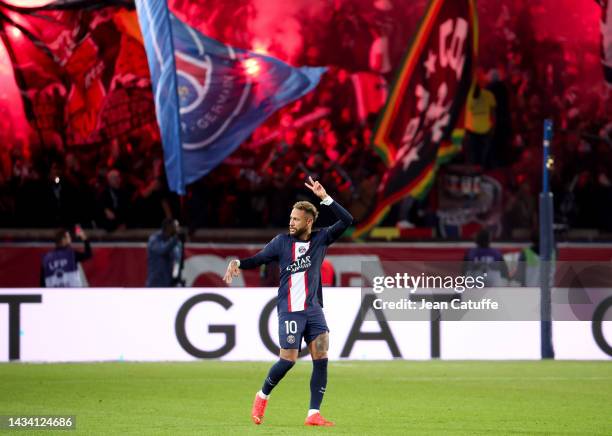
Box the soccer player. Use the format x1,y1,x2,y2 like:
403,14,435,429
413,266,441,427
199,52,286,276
223,177,353,427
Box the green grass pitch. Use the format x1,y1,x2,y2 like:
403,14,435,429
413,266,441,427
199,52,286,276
1,361,610,435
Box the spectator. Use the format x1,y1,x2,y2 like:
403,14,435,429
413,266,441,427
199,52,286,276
146,218,184,287
465,70,497,169
503,172,537,237
463,229,509,286
64,152,95,227
131,158,172,227
516,231,556,287
39,160,81,228
369,24,392,77
98,168,130,232
40,226,92,287
486,67,513,166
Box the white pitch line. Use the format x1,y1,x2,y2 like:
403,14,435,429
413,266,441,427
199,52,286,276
389,376,612,382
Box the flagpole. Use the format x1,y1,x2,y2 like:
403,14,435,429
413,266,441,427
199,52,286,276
539,119,555,359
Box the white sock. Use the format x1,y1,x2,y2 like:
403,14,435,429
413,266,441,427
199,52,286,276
257,390,269,400
308,409,319,417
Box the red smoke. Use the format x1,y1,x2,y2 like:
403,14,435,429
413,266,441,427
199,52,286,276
0,31,29,147
247,0,326,64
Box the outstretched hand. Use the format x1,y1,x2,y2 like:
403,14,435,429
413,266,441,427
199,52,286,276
305,176,327,200
223,260,240,284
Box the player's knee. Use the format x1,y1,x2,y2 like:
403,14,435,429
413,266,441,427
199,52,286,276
279,348,299,363
282,355,298,363
312,351,328,360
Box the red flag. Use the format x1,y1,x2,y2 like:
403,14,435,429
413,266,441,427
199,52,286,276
600,0,612,84
0,3,156,147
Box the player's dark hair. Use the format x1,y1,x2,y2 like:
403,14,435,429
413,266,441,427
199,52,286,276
293,201,319,222
161,218,176,232
54,228,69,246
476,229,491,248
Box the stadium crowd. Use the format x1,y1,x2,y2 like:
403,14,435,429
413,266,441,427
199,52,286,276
0,0,610,236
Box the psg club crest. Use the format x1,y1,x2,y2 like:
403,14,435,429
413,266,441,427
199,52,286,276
287,335,296,344
173,29,251,151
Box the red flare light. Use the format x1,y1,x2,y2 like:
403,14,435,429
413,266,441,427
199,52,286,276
243,58,261,76
4,0,54,6
9,26,22,39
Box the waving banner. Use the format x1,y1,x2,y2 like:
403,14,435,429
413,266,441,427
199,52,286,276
0,1,154,147
135,0,326,194
353,0,477,239
600,0,612,84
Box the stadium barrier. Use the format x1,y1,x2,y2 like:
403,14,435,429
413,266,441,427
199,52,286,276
1,288,610,362
1,243,612,287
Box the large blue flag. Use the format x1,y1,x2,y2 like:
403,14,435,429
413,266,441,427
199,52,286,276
135,0,326,194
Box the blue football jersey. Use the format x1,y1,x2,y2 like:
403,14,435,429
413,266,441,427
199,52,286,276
239,200,352,313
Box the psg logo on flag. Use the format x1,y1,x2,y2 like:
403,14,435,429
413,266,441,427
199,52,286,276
173,35,251,151
135,1,326,194
175,52,212,117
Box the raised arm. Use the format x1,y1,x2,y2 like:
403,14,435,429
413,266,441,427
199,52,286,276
323,200,353,244
74,228,92,263
305,176,353,244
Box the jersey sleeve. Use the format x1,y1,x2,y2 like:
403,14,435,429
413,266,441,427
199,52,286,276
75,240,93,263
323,200,353,245
239,235,281,269
148,235,179,256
